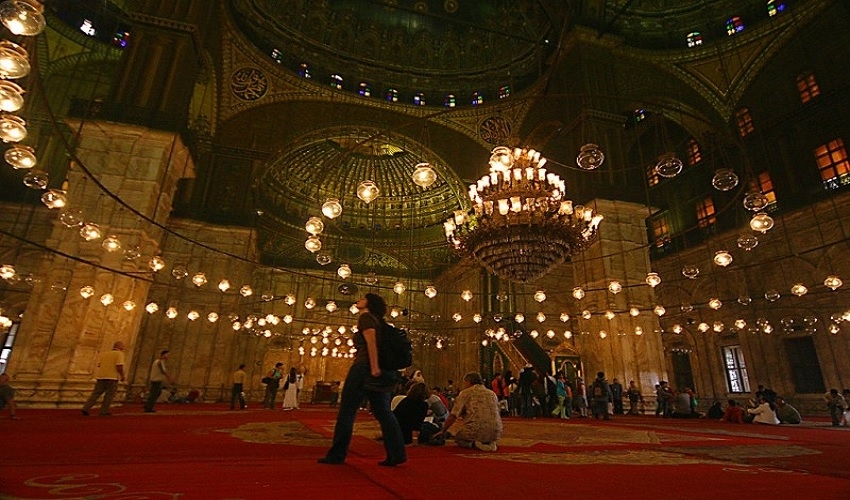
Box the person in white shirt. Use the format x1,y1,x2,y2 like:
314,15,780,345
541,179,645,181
747,396,780,425
82,341,126,417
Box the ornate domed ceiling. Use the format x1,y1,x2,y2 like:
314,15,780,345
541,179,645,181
255,126,467,277
229,0,565,106
572,0,780,49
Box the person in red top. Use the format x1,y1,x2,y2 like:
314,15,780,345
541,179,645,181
720,399,744,423
491,373,507,401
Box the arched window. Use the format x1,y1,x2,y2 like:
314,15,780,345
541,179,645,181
298,63,311,79
696,197,716,228
757,171,778,210
112,30,130,48
767,1,786,17
726,16,744,36
815,138,850,190
735,108,755,138
270,49,284,64
686,32,702,47
796,72,821,103
686,139,702,166
646,163,659,187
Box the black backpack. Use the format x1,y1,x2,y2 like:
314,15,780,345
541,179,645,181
378,320,413,371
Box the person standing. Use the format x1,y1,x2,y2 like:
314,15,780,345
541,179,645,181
230,364,247,410
490,372,507,402
626,380,643,415
144,350,175,413
262,362,284,409
591,371,612,420
82,341,126,416
318,293,406,467
295,367,306,407
551,373,569,419
0,373,18,419
610,378,624,415
574,377,588,417
282,367,299,410
518,364,536,418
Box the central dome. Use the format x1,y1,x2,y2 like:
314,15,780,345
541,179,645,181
255,126,467,276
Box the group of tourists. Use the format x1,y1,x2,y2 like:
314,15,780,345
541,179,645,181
488,365,645,420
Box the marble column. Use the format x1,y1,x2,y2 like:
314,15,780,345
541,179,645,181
571,199,668,393
8,122,194,406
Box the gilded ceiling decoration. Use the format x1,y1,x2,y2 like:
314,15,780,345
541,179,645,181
229,0,564,105
255,126,468,276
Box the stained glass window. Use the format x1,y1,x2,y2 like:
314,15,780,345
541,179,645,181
767,0,786,17
815,138,850,190
735,108,755,138
696,197,716,228
796,72,820,103
726,16,744,36
686,31,702,47
686,139,702,166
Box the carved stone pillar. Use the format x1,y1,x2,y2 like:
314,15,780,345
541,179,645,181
9,122,194,406
571,199,667,393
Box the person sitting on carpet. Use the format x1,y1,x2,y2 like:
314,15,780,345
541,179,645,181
419,387,449,445
720,400,744,423
706,401,724,420
825,389,848,427
433,371,502,452
0,373,19,419
672,388,697,418
774,396,801,424
393,382,430,445
747,396,780,425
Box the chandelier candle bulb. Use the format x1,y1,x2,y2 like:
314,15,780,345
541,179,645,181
445,146,602,283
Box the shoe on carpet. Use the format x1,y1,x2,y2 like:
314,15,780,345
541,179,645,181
81,410,89,416
317,457,344,465
474,441,497,452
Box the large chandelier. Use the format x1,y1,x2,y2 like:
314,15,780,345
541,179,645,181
444,146,603,283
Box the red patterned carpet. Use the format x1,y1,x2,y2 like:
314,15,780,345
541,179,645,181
1,404,849,499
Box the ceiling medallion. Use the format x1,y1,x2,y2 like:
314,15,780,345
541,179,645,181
444,146,602,283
